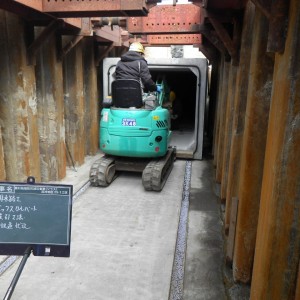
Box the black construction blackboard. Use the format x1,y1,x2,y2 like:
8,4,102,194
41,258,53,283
0,181,73,257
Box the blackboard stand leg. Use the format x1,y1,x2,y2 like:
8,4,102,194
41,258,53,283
3,246,32,300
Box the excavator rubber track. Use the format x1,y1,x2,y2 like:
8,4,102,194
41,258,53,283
89,156,116,187
142,147,176,191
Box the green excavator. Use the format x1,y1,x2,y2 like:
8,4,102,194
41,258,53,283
89,78,176,191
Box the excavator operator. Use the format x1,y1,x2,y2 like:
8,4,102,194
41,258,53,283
115,42,161,93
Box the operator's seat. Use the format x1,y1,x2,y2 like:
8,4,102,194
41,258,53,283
112,79,143,108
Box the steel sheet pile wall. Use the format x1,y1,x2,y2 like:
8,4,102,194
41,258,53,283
83,38,99,156
63,41,85,167
0,10,99,183
35,29,66,181
213,0,300,298
0,11,41,182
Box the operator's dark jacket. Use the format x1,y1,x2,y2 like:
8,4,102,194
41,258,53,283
115,51,157,92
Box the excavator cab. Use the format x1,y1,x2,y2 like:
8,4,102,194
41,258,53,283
89,78,176,191
111,79,143,108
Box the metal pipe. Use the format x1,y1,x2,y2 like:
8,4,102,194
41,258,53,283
4,246,32,300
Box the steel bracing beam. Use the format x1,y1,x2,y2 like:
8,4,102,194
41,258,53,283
192,24,229,56
208,16,238,64
128,34,201,45
251,0,290,53
146,34,202,45
42,0,155,18
27,19,64,65
96,42,114,66
0,0,87,30
250,0,272,19
127,4,201,34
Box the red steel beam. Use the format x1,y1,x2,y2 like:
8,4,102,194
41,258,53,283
128,33,202,46
127,4,201,34
0,1,83,30
42,0,151,18
147,34,202,45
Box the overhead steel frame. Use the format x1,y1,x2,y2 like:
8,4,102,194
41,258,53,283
147,34,202,45
42,0,157,17
127,4,201,34
126,4,202,47
0,0,150,64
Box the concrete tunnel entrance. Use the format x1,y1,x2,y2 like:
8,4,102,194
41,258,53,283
150,69,198,158
102,57,208,159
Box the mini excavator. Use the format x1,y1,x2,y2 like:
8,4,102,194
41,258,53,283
89,78,176,191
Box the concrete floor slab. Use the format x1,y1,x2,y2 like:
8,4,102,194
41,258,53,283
0,160,185,300
0,158,229,300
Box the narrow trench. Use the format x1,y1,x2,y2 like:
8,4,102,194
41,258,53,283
169,160,192,300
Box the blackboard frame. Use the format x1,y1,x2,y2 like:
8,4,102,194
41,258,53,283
0,180,73,257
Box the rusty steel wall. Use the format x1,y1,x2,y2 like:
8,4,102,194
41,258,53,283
215,60,230,184
220,63,237,201
0,10,41,182
224,1,255,232
233,8,274,283
213,0,300,298
251,0,300,297
82,38,99,157
0,10,100,183
212,58,224,168
35,30,66,182
63,41,85,167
